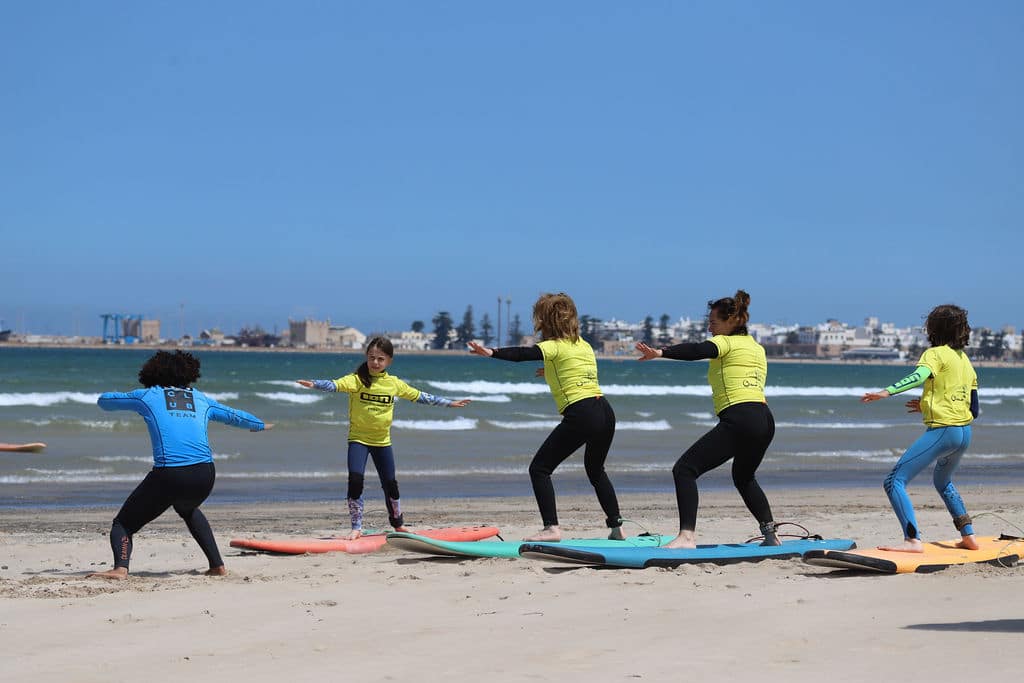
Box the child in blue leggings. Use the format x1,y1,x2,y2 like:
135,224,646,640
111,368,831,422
861,304,979,553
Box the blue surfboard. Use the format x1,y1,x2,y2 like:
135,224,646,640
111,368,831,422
519,537,857,568
387,532,673,559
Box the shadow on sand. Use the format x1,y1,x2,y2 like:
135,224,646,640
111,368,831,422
905,618,1024,633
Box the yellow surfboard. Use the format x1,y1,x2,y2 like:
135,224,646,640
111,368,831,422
804,535,1024,573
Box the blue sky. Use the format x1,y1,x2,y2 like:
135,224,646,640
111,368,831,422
2,2,1021,337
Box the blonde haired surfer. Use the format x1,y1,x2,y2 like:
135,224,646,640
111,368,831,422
469,292,624,542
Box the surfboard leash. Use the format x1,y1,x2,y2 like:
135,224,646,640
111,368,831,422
615,518,659,544
972,512,1024,568
744,521,823,544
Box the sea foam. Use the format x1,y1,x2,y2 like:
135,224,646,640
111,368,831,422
393,417,478,431
254,392,324,404
0,392,99,407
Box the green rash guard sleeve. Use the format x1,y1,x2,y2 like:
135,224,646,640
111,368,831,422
885,366,932,395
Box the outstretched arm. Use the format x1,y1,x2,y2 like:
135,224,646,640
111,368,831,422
861,366,932,403
97,390,149,413
636,341,718,361
468,341,543,362
416,392,471,408
297,379,338,392
208,400,268,431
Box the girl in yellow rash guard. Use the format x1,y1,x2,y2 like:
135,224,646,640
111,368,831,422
298,337,470,540
469,292,624,543
636,290,779,550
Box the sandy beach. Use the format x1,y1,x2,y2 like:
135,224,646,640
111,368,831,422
2,486,1023,682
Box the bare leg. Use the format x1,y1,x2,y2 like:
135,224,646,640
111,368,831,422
87,567,129,580
956,534,980,550
878,537,925,553
663,529,697,549
524,525,562,542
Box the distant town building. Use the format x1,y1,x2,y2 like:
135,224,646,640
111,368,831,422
289,319,329,347
137,319,160,342
199,328,229,346
601,340,635,355
328,325,367,349
386,330,429,351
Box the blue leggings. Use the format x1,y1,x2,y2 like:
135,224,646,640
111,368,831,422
884,425,974,540
347,442,402,528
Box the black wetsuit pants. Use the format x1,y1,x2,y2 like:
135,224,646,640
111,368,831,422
673,402,775,532
529,396,621,529
109,461,221,570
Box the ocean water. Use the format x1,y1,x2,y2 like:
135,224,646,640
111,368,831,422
2,347,1023,509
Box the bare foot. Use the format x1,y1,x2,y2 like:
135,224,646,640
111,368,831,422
878,538,925,553
87,567,128,580
393,526,409,533
524,526,561,542
344,529,362,541
957,534,980,550
663,530,697,549
204,566,227,577
608,527,625,541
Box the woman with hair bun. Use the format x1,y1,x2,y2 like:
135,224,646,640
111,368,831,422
861,304,979,553
635,290,779,549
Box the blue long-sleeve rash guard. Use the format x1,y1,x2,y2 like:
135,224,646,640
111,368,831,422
98,386,265,467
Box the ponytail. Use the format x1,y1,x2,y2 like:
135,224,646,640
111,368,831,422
708,289,751,335
733,290,751,331
356,361,372,388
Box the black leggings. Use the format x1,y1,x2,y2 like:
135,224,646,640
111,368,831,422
529,396,621,528
110,461,221,570
673,402,775,532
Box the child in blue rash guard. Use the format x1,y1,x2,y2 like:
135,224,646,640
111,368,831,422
297,336,470,540
861,304,980,553
469,292,624,543
88,350,272,580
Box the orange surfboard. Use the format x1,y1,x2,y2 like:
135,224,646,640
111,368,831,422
0,442,46,453
230,525,500,555
804,535,1024,573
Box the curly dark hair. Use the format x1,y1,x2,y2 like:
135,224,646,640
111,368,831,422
926,304,971,350
138,350,202,388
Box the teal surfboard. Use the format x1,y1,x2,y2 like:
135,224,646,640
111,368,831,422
386,532,674,559
520,537,857,568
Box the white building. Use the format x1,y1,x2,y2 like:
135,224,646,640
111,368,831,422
327,325,367,349
389,330,429,351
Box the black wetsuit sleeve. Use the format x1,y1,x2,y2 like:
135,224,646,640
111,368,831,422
491,346,544,362
660,341,719,361
970,389,979,419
